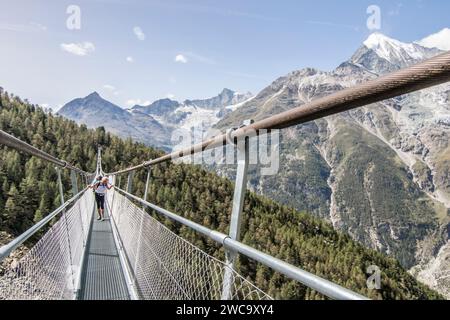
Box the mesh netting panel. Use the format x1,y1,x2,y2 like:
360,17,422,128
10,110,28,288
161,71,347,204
0,191,94,300
107,190,271,300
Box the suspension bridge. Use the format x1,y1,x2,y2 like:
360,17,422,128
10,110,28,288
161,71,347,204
0,52,449,300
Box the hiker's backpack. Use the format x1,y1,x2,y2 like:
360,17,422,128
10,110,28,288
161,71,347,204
92,182,100,193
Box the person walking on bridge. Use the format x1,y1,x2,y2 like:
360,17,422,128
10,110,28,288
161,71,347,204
90,176,113,221
91,175,102,191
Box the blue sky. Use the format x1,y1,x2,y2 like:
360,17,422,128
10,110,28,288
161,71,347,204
0,0,448,110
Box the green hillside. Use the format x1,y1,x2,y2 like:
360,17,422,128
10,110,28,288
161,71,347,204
0,89,443,300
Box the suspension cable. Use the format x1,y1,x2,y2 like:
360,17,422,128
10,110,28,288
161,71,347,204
0,129,90,175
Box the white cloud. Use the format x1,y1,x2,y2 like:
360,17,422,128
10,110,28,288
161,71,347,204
60,42,95,56
103,84,120,96
167,93,176,99
126,56,134,63
133,26,146,40
0,22,47,32
174,52,216,65
126,99,150,107
30,22,47,31
103,84,116,91
417,28,450,51
184,52,216,65
175,54,188,63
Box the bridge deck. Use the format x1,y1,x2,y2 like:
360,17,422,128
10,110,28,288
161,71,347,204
78,205,130,300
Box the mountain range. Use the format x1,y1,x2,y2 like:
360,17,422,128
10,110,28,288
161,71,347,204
58,29,450,298
59,89,252,150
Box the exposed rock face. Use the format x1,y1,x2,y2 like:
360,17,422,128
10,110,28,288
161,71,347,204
59,92,171,149
131,89,253,144
132,99,180,116
411,238,450,299
184,88,251,110
59,89,253,151
0,231,29,277
216,32,450,297
351,32,441,74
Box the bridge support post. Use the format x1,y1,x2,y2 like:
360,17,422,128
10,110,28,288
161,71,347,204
70,170,78,196
221,133,250,300
56,168,65,205
96,146,102,175
72,170,86,247
117,175,122,189
142,167,151,211
56,167,76,294
130,167,151,292
110,175,117,214
126,172,134,194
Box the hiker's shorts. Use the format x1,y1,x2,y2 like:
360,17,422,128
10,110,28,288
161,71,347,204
95,193,105,210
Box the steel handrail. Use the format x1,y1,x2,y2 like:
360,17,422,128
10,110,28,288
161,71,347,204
0,187,89,262
114,186,369,300
0,129,91,175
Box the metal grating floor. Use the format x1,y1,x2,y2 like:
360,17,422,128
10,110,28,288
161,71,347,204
78,208,130,300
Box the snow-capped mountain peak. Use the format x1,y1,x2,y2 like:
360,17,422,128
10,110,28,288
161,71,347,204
416,28,450,51
351,32,442,74
59,89,252,149
363,32,427,63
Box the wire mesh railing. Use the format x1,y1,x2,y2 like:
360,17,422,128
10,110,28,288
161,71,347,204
107,190,272,300
0,191,94,300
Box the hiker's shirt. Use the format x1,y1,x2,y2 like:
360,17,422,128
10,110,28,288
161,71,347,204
95,183,109,195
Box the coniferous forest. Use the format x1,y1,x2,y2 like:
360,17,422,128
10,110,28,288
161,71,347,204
0,89,443,300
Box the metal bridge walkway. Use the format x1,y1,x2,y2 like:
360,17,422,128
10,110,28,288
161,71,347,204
78,206,130,300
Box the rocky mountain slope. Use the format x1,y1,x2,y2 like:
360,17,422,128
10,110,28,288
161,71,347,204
131,88,252,143
58,92,170,148
215,31,450,298
59,89,252,150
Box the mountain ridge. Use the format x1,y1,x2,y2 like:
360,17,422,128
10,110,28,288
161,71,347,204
59,92,170,148
59,88,253,150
